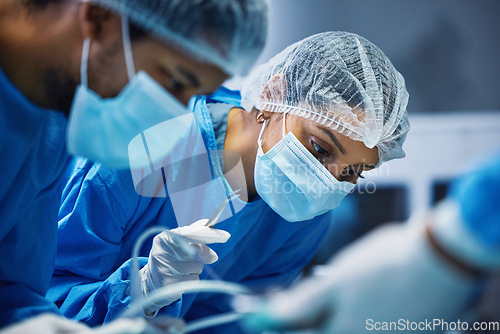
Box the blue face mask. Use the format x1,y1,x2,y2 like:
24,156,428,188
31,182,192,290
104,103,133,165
254,114,355,222
67,17,188,169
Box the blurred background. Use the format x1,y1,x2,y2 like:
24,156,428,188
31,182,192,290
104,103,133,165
226,0,500,329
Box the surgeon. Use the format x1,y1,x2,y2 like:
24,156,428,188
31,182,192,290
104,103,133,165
245,152,500,334
0,0,268,329
48,32,410,332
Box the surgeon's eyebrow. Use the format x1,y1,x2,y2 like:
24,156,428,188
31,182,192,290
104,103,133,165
319,127,346,155
176,66,201,89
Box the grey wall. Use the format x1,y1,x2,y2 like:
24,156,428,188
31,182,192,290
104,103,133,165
257,0,500,112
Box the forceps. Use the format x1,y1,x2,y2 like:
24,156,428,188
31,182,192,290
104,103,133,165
205,190,241,227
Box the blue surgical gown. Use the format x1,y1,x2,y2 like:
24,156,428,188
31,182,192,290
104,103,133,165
47,87,332,332
0,67,69,327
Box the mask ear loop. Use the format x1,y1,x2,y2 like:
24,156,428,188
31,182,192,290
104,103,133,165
258,110,288,147
257,119,267,146
80,38,90,87
121,15,136,81
282,111,287,138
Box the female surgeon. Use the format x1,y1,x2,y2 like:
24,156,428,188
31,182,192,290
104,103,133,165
47,31,409,332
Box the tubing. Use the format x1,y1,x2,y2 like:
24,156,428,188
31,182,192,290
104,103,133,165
130,226,168,302
185,312,246,333
123,280,250,318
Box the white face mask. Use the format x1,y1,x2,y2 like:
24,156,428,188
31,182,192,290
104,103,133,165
253,113,355,222
66,16,188,169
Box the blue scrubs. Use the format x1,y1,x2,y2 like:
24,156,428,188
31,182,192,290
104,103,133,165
48,88,332,332
0,67,69,327
450,152,500,247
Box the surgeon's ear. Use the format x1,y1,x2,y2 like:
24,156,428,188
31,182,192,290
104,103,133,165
78,2,114,40
260,73,287,104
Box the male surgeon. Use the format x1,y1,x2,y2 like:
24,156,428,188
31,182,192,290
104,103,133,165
0,0,267,329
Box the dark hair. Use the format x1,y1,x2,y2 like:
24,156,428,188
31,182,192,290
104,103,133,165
23,0,147,40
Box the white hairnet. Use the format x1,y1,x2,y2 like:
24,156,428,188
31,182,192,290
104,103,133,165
90,0,268,76
241,31,410,163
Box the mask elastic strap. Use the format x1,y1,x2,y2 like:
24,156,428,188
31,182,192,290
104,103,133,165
282,111,287,138
80,38,90,87
121,16,136,80
257,119,267,146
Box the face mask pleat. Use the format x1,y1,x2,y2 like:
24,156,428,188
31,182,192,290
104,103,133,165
254,112,355,222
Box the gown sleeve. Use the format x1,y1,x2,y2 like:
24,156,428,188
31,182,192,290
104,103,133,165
0,106,69,327
0,190,63,327
47,160,182,326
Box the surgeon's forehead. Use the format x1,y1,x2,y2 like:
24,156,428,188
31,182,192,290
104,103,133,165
148,36,228,83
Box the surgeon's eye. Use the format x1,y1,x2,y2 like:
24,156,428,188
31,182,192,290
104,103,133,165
311,140,330,158
171,77,186,93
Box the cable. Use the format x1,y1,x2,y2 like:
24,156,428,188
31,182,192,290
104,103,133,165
123,280,250,319
185,312,246,333
130,226,168,303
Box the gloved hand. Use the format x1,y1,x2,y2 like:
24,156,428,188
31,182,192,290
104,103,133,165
243,214,478,334
140,219,230,316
